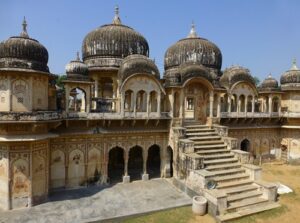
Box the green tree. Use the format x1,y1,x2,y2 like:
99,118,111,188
253,76,260,86
56,74,67,89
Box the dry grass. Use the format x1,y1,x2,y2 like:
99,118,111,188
124,163,300,223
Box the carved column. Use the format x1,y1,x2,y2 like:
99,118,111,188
237,95,241,113
146,92,150,116
252,96,255,113
268,95,272,113
120,92,125,117
278,97,281,115
65,86,70,112
179,90,184,118
169,90,174,118
142,148,149,181
133,92,137,116
123,149,130,183
157,93,161,117
209,92,214,118
245,96,248,113
217,95,221,118
227,94,232,113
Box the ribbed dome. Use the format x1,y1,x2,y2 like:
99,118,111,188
118,54,159,82
179,62,212,83
280,60,300,85
260,74,279,90
0,18,49,73
220,66,255,89
65,52,89,80
82,7,149,69
164,23,222,71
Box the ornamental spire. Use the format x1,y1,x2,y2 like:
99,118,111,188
187,21,198,38
291,58,299,70
76,51,80,61
112,5,122,25
20,16,29,38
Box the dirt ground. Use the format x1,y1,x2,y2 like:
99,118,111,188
125,163,300,223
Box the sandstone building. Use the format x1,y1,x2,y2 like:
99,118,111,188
0,7,298,221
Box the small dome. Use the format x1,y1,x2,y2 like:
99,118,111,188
220,65,255,89
260,74,279,91
118,54,159,82
280,59,300,85
179,62,212,84
164,23,222,72
0,17,49,73
82,6,149,69
65,52,89,80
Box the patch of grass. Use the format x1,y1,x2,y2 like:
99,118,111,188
231,205,288,223
123,206,194,223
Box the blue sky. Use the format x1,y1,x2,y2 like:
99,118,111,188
0,0,299,82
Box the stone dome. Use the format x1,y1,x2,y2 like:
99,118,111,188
82,7,149,70
179,62,212,84
280,59,300,85
65,52,89,80
0,18,49,73
220,65,255,89
118,54,159,82
164,23,222,72
260,74,279,91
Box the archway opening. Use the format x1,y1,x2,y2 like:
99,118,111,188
128,146,143,181
108,147,124,184
241,139,250,152
167,146,173,178
69,87,86,112
147,145,161,178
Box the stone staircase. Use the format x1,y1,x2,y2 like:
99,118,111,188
183,124,280,222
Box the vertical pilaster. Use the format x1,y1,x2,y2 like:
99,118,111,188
209,92,214,118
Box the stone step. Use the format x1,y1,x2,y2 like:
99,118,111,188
227,197,268,212
204,158,238,165
188,136,221,141
213,173,249,183
206,163,241,171
197,149,230,155
222,184,258,195
193,140,224,145
195,144,226,150
184,125,209,129
210,168,245,177
186,132,219,136
217,202,281,222
186,128,215,132
202,153,234,160
227,190,263,202
216,179,253,189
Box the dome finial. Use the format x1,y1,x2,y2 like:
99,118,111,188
268,73,272,78
113,5,122,25
188,21,198,38
76,51,80,61
291,58,299,70
20,16,29,38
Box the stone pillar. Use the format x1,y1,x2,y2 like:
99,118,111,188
227,95,231,113
120,92,125,117
169,91,174,118
278,97,281,115
237,95,241,113
65,165,69,188
209,92,214,118
179,90,184,118
268,95,272,113
157,93,161,117
252,96,255,113
146,92,150,116
245,96,248,113
217,95,221,118
133,92,137,116
123,150,130,183
65,86,70,112
86,87,91,113
142,149,149,181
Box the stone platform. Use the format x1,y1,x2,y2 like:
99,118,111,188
0,179,192,223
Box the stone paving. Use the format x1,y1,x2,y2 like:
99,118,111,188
0,179,192,223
